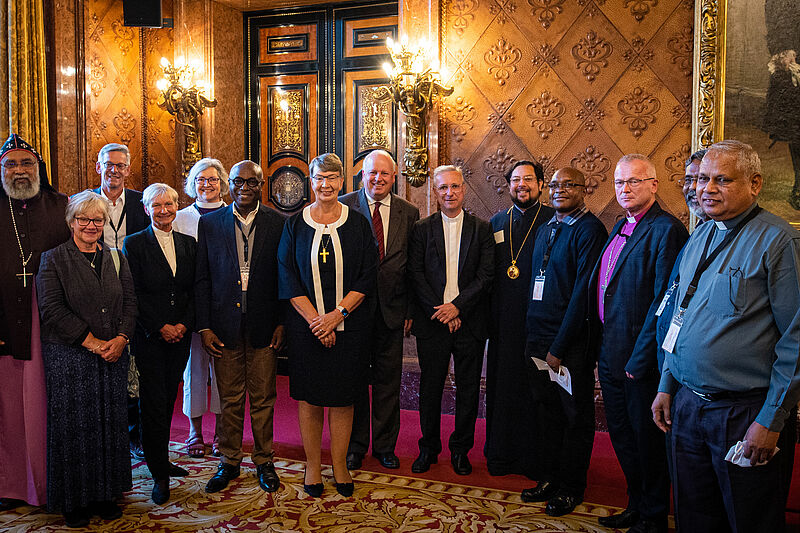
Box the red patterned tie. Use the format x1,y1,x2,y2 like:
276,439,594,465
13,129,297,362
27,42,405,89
372,202,385,261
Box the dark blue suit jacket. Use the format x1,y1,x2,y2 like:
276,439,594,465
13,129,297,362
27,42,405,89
195,204,285,349
589,201,688,380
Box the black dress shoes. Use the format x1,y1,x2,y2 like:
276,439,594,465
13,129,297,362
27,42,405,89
169,463,189,477
257,462,280,492
0,498,24,511
372,451,400,469
335,482,355,497
205,462,240,493
63,507,90,528
545,492,581,517
346,452,363,470
411,451,438,473
598,508,640,528
152,479,170,505
521,481,558,502
130,440,146,460
450,453,472,476
627,518,668,533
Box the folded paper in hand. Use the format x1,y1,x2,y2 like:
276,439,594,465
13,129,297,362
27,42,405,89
724,440,778,467
548,365,572,395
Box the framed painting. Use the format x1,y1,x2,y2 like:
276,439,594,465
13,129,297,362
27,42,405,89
692,0,800,229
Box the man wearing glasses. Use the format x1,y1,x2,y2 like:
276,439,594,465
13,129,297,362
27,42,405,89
0,134,70,511
520,167,607,516
484,160,553,479
680,149,709,223
195,160,286,495
93,142,150,461
589,154,687,533
408,165,494,476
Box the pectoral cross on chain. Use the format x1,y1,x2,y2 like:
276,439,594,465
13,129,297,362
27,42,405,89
320,248,329,264
17,263,32,288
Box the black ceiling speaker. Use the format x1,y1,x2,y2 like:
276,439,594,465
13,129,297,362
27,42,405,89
123,0,163,28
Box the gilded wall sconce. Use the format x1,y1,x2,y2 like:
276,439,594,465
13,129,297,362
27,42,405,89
378,37,453,187
156,58,217,178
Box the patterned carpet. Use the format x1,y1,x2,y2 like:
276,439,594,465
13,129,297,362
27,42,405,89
1,442,633,532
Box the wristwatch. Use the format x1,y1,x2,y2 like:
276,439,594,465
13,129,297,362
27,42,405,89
336,305,349,318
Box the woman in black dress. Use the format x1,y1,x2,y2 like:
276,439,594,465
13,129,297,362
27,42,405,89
36,190,136,527
277,153,378,497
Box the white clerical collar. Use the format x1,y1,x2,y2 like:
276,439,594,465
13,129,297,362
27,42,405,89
365,190,391,208
196,199,224,209
153,226,173,239
233,202,259,225
442,210,464,223
100,188,125,207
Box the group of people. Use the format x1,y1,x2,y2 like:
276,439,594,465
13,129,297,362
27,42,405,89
0,134,798,533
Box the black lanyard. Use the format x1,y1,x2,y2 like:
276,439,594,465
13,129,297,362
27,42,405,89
108,203,127,247
677,206,761,310
538,223,561,275
235,218,256,263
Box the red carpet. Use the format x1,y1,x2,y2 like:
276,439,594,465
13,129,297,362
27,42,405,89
170,375,800,525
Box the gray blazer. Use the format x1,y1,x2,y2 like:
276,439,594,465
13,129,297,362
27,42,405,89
340,188,420,329
37,239,137,346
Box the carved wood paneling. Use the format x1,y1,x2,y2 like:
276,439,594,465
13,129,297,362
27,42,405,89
259,24,317,64
443,0,694,226
344,16,397,58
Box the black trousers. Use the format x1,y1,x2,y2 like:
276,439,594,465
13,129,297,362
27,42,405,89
599,370,670,525
134,332,190,481
349,313,403,455
416,328,484,455
671,386,796,533
527,359,596,496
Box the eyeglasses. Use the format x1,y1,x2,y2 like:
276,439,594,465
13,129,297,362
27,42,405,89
74,216,105,227
311,174,342,184
230,177,263,189
436,183,463,193
2,159,37,169
102,162,129,172
195,177,220,185
509,175,539,185
678,177,698,186
548,182,586,191
613,177,655,188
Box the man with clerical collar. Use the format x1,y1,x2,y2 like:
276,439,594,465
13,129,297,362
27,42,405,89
484,159,553,478
520,167,607,516
652,140,800,532
408,165,494,476
341,150,420,471
0,134,70,510
590,154,687,533
196,160,286,495
681,149,709,223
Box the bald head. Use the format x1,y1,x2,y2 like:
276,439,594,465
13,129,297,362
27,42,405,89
549,166,587,217
362,150,397,201
552,167,585,185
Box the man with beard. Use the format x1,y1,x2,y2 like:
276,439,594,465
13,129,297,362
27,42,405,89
681,149,708,223
0,134,70,510
484,160,553,477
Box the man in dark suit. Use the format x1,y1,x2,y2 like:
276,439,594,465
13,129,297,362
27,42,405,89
122,183,195,505
341,150,420,470
408,165,494,476
195,160,286,494
590,154,688,533
93,142,150,460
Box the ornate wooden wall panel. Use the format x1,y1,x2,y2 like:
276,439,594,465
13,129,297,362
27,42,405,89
442,0,694,227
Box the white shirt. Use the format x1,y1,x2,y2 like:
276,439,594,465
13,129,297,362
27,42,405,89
365,191,391,247
441,210,464,304
173,200,225,239
233,202,259,226
100,189,126,248
153,226,177,275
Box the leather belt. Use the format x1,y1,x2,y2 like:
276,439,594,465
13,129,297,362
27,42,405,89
690,387,768,402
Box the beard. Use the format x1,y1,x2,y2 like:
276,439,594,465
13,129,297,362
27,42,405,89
685,194,706,219
511,195,537,210
2,172,40,200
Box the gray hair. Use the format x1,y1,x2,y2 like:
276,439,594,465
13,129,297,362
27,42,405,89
685,148,708,168
309,153,343,178
706,140,762,177
185,158,229,198
616,154,656,178
433,164,463,182
142,183,179,209
230,160,264,181
364,149,397,174
66,190,109,226
98,143,130,164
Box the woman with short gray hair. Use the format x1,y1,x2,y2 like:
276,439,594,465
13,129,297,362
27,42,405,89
173,158,228,458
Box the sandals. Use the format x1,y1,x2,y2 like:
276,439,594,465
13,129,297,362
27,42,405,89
211,434,221,457
185,435,206,458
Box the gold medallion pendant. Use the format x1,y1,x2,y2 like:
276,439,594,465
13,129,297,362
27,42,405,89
507,263,520,279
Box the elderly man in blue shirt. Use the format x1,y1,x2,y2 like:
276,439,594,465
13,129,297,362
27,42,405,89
652,139,800,533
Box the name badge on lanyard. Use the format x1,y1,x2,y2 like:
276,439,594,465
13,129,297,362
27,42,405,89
532,275,546,301
662,310,684,353
240,265,250,291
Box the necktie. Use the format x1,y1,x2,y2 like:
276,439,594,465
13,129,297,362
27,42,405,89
372,202,385,261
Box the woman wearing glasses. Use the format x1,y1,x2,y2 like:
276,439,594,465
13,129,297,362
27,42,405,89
277,153,378,497
173,158,228,459
36,190,137,527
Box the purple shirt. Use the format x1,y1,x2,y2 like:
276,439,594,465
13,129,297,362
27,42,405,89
596,207,649,322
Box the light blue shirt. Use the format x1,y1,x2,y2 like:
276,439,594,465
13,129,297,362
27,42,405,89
659,204,800,432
